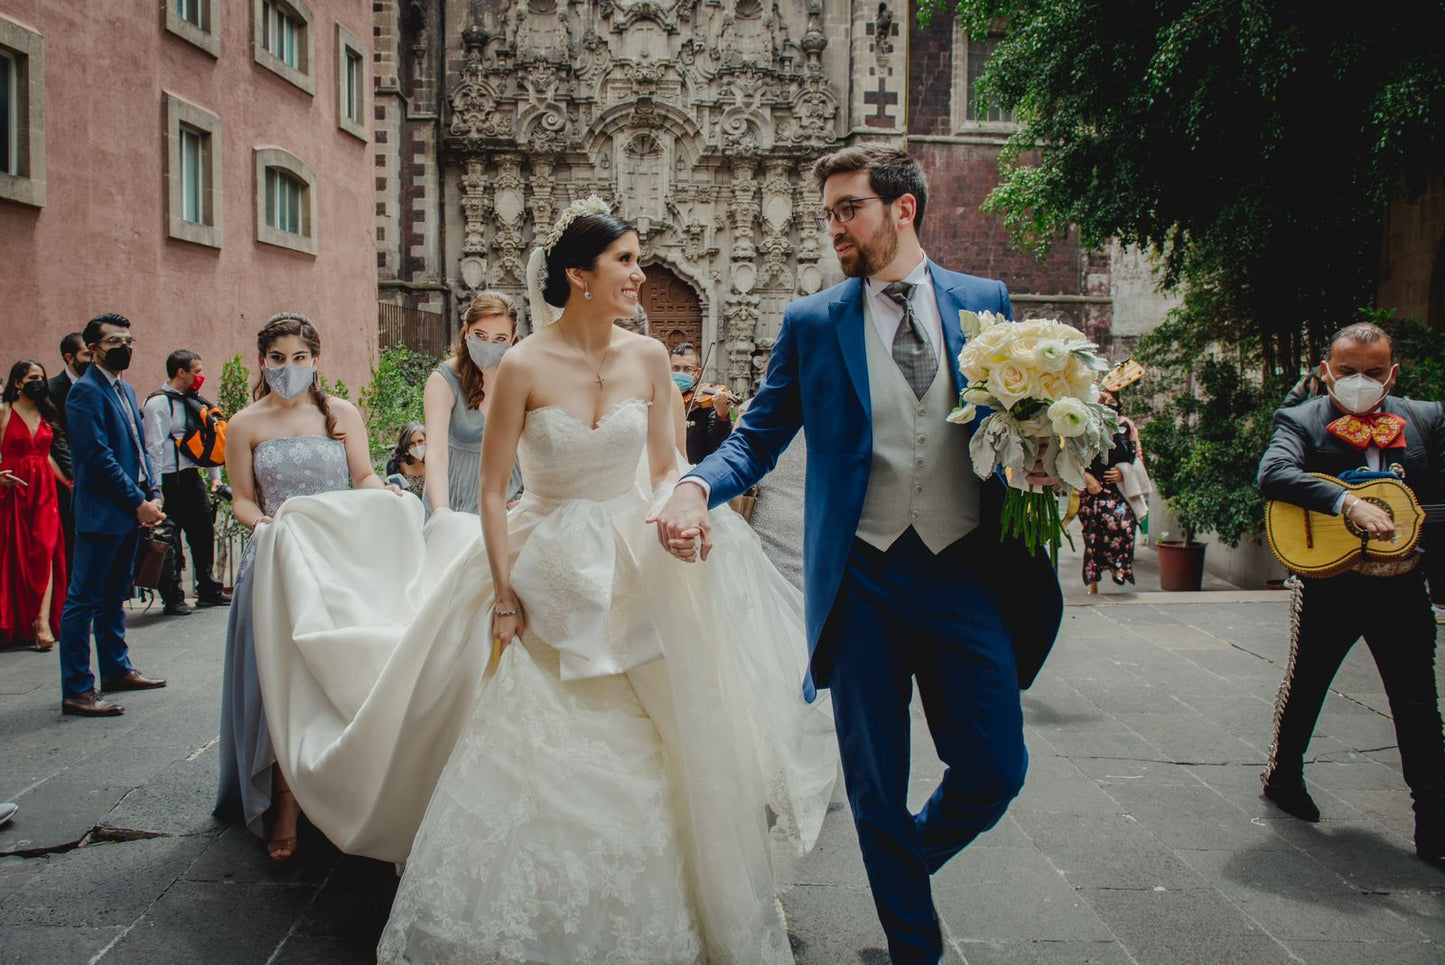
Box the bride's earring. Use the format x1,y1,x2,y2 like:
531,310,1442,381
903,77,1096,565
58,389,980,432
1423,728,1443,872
583,283,592,301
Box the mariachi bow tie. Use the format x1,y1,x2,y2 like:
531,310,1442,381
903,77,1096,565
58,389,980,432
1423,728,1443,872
1326,412,1407,450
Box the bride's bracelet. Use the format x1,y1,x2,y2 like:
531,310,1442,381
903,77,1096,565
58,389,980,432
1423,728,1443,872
495,606,522,618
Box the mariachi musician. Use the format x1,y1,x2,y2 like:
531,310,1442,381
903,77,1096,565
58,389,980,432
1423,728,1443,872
1257,321,1445,870
668,341,735,464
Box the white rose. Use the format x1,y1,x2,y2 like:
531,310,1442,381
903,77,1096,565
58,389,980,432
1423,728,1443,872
958,345,987,384
1065,356,1095,394
961,384,994,406
1009,335,1041,366
946,403,977,425
991,361,1034,411
1047,397,1091,438
1033,339,1070,373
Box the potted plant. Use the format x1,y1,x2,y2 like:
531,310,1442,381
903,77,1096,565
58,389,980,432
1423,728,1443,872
1135,355,1283,591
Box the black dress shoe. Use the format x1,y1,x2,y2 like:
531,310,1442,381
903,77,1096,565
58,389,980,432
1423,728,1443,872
162,601,193,616
195,593,231,607
101,670,167,692
1262,775,1321,822
61,690,125,716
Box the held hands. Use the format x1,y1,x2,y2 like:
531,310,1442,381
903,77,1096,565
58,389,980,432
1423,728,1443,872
647,482,712,563
1102,466,1124,485
136,499,166,527
1083,472,1103,496
1344,494,1396,542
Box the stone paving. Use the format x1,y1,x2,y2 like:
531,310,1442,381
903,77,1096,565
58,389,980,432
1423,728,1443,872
1,547,1441,963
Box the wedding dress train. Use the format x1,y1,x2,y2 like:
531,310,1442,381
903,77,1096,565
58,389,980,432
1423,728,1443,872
249,399,837,963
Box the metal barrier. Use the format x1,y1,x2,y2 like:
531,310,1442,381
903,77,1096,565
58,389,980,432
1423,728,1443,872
379,302,450,356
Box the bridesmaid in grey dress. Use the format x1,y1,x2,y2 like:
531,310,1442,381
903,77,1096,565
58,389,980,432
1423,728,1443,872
215,314,397,868
423,292,523,515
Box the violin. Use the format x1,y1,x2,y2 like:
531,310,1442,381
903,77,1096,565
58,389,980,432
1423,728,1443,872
684,382,735,411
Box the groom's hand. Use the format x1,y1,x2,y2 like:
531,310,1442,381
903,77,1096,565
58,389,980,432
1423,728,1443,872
648,481,713,562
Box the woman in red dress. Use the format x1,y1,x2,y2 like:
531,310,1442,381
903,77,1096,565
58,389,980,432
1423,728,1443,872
0,360,68,650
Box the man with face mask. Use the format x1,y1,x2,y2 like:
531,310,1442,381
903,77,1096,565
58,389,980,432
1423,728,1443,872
141,349,229,614
57,312,168,717
669,342,733,464
1258,321,1445,870
48,332,91,568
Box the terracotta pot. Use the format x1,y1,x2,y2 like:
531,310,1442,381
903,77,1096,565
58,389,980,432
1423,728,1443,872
1156,539,1206,591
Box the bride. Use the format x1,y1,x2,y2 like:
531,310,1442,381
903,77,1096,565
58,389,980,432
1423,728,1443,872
248,198,837,963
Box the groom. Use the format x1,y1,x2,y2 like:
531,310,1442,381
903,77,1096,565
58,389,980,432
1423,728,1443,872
654,146,1063,963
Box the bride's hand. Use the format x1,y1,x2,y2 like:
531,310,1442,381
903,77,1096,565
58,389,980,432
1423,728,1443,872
492,595,525,654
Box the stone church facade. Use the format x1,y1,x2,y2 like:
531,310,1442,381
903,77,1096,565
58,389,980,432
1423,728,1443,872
373,1,1173,393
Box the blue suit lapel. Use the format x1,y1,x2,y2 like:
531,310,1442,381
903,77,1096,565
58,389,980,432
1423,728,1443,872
832,277,871,422
927,262,966,397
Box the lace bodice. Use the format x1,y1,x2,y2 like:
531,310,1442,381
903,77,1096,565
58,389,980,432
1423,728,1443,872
518,399,648,503
253,436,350,517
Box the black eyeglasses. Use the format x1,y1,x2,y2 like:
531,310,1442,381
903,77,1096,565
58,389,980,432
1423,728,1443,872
815,196,897,231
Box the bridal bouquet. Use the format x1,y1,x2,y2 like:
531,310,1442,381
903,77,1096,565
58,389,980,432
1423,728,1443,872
947,311,1119,560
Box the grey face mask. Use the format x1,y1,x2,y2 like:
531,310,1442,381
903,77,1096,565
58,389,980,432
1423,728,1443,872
264,363,316,400
466,336,509,371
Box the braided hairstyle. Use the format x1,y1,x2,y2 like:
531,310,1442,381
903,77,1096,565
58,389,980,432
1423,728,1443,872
253,313,343,440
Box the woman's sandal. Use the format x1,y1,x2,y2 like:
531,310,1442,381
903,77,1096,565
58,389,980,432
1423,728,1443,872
267,790,300,870
30,619,55,652
1111,570,1127,586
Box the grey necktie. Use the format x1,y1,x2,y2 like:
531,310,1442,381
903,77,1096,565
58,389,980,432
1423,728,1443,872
882,281,936,399
113,381,149,485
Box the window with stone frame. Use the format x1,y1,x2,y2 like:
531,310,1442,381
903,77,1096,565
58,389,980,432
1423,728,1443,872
0,16,44,208
165,0,220,58
951,29,1018,132
164,92,222,248
253,0,314,95
254,147,317,255
335,24,368,141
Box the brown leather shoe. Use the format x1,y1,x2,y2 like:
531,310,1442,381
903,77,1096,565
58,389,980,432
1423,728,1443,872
61,690,125,716
100,670,167,692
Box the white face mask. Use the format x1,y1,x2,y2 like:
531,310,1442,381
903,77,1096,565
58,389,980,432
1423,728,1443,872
1325,362,1391,415
466,335,509,371
408,444,426,462
264,363,316,400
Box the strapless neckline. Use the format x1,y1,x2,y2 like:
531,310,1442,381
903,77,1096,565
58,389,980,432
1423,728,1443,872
526,397,649,432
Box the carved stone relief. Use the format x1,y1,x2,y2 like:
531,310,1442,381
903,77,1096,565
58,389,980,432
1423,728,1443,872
440,0,845,388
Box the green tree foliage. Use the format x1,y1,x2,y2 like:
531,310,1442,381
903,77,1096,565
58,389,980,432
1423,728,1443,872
916,0,1444,375
358,345,442,467
217,354,253,419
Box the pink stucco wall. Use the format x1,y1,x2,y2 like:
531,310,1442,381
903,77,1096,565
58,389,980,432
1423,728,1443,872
0,1,378,394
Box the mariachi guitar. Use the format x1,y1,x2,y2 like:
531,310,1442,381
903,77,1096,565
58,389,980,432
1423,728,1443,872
1265,473,1445,577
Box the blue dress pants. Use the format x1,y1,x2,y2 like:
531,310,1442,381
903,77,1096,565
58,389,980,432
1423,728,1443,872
821,528,1027,964
59,528,139,697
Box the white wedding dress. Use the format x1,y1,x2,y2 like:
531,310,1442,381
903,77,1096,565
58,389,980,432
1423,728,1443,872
248,398,837,964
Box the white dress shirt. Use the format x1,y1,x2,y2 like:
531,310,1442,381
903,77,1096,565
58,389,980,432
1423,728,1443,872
863,253,945,362
143,388,222,480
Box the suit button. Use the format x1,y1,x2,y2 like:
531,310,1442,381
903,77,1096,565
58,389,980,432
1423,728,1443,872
917,435,926,444
914,485,923,494
916,458,925,468
910,510,920,519
918,407,926,416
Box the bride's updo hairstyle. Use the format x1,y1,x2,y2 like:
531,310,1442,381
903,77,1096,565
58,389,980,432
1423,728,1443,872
253,313,344,440
541,212,635,309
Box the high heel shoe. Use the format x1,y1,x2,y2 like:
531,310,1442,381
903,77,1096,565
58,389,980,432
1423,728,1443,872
267,789,300,870
1111,570,1127,586
30,619,55,652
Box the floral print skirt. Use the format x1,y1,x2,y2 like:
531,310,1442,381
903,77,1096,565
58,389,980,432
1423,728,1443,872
1078,484,1137,586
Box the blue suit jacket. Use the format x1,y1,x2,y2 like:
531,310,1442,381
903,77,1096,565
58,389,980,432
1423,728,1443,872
689,262,1062,697
64,367,159,536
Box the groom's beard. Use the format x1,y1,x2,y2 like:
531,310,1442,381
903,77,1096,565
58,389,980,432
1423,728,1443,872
837,219,899,279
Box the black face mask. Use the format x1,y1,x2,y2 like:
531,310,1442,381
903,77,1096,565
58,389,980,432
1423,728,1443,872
72,360,90,377
101,345,133,372
20,381,47,402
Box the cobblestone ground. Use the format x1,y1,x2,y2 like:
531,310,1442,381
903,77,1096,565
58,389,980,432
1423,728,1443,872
2,544,1441,963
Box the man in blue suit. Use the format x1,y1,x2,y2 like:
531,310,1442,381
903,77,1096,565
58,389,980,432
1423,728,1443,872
654,146,1063,963
59,313,168,717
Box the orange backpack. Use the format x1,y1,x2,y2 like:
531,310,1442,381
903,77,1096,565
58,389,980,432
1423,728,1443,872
149,388,227,468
